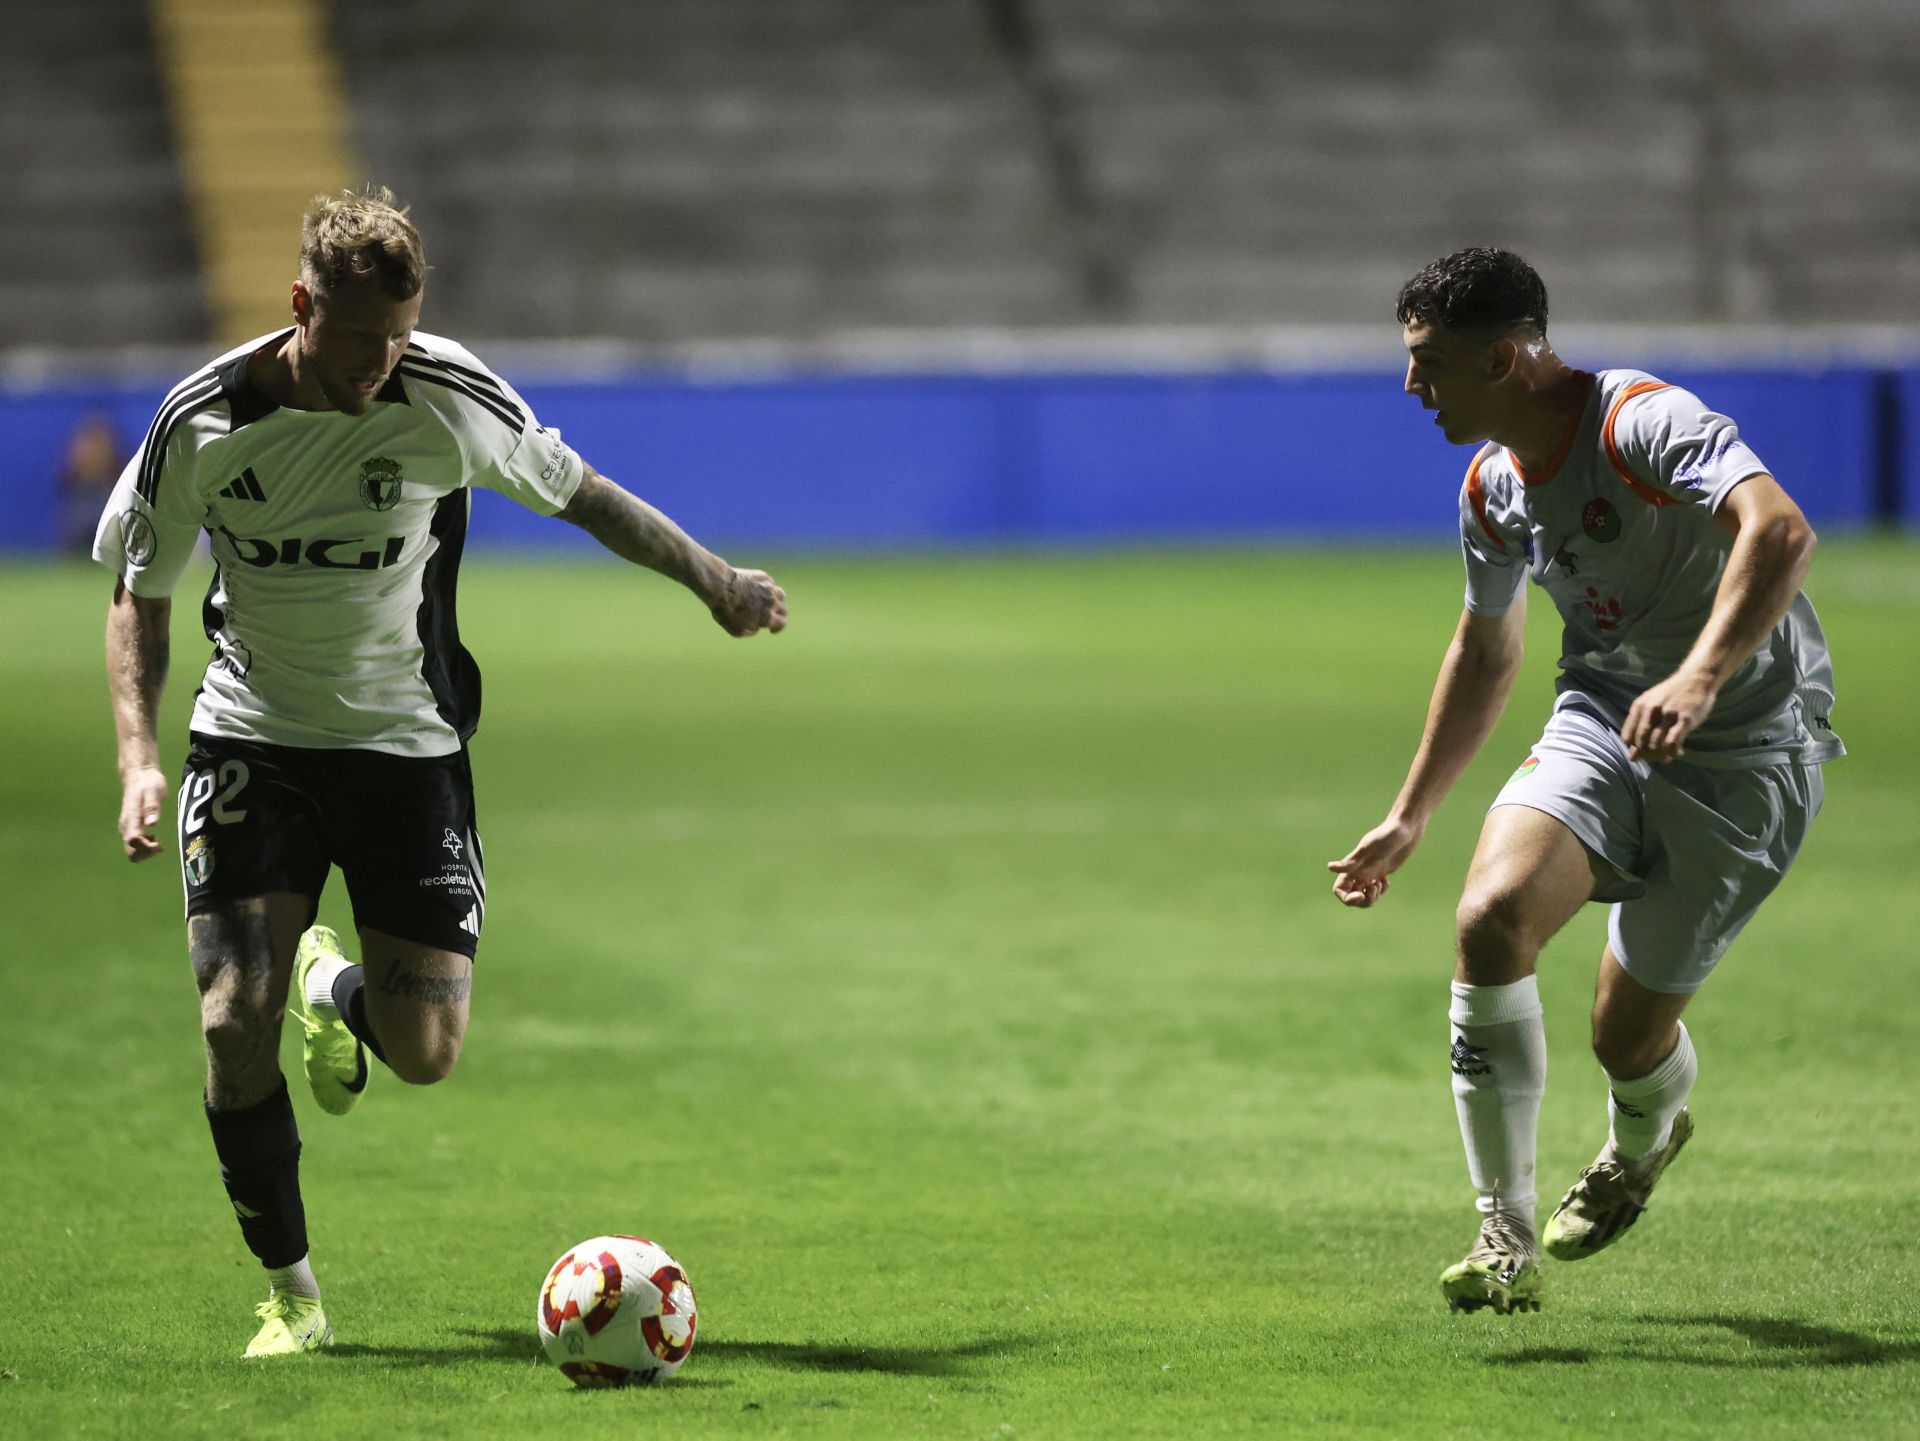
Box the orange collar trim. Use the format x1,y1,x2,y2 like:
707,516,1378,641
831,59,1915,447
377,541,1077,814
1511,372,1594,487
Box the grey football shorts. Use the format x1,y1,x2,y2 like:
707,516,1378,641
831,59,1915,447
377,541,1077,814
1489,692,1823,994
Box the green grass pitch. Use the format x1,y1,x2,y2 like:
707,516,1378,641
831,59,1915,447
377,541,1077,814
1,538,1916,1439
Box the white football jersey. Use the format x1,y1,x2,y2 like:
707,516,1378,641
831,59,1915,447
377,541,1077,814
1458,368,1842,767
93,330,586,756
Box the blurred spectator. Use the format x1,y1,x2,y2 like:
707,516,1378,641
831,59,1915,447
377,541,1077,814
57,413,125,557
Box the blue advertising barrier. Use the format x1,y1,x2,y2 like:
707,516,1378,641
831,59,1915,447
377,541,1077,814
2,365,1902,554
1896,369,1920,524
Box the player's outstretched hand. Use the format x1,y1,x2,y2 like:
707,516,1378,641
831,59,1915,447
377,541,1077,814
118,765,169,862
1621,667,1717,764
709,566,788,638
1327,813,1427,908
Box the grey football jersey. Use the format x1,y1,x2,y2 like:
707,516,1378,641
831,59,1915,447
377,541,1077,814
94,330,586,757
1458,368,1842,767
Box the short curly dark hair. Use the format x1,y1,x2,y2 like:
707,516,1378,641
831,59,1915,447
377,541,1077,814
1396,248,1547,337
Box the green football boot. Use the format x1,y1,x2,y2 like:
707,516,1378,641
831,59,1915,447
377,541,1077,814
1441,1210,1543,1315
1544,1108,1693,1260
244,1289,333,1357
290,925,368,1116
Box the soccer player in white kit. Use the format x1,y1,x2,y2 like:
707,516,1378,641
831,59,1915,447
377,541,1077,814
1328,249,1842,1315
95,188,789,1356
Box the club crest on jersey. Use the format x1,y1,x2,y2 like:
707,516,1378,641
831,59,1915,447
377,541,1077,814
1582,497,1621,543
185,834,216,885
359,456,404,512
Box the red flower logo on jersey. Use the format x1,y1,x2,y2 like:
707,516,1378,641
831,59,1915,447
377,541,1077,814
1584,587,1622,631
1582,498,1621,543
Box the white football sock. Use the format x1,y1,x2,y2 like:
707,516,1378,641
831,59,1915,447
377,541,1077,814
1449,976,1547,1226
303,952,350,1017
1606,1020,1697,1164
267,1254,320,1300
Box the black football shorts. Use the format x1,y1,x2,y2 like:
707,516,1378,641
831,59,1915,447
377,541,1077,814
176,733,486,957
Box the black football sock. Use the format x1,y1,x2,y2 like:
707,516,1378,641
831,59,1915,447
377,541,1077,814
330,964,389,1065
205,1079,309,1269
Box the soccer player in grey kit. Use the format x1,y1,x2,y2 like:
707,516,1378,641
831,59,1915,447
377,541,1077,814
97,187,788,1355
1329,249,1841,1314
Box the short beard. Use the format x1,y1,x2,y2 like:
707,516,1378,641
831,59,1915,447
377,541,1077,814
318,372,375,415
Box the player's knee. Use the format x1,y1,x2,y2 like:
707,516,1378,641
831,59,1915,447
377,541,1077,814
199,995,275,1063
386,1032,463,1086
388,1053,456,1086
1590,1018,1665,1080
1454,887,1534,979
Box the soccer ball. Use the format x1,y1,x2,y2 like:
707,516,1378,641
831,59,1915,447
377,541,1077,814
536,1235,698,1387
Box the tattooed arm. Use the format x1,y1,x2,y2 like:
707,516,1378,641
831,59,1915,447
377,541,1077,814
106,581,172,861
554,463,788,637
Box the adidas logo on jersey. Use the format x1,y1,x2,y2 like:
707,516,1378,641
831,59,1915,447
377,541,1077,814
219,467,268,502
458,906,481,938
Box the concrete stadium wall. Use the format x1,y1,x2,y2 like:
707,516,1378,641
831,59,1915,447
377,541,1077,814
1,365,1903,555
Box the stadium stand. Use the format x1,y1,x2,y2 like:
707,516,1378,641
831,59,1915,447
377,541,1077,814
1029,0,1920,328
150,0,358,346
1034,0,1699,324
1709,0,1920,321
330,0,1081,341
7,0,1917,349
1,1,207,349
334,0,1920,340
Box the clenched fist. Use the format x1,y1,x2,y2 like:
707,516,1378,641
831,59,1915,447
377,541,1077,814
709,567,788,638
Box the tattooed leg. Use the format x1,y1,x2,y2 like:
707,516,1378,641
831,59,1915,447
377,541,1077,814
358,927,472,1085
190,894,309,1110
191,893,317,1273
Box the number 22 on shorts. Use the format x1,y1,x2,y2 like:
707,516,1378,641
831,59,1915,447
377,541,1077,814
181,759,251,833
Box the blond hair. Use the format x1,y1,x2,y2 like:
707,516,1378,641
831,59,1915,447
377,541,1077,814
299,184,427,299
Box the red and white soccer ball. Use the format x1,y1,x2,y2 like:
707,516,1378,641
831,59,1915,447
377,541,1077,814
536,1235,698,1387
